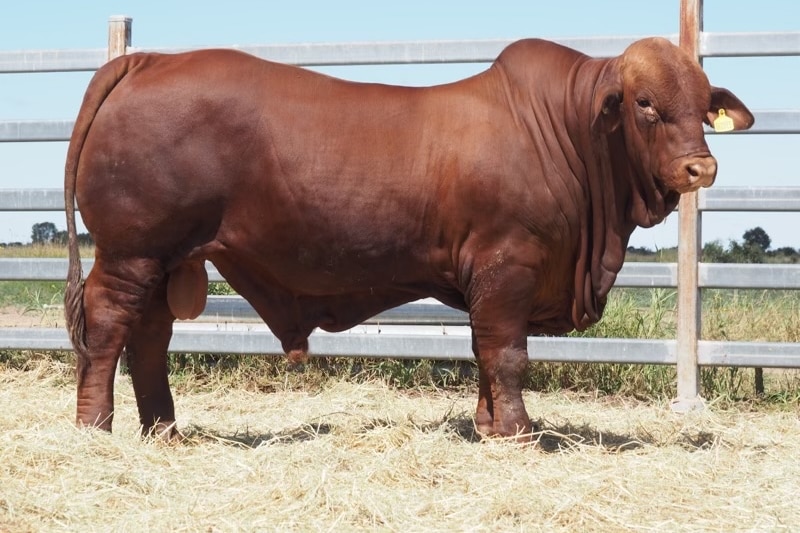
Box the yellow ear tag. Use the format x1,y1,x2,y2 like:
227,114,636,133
713,108,734,133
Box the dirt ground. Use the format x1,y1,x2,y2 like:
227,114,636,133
0,305,64,328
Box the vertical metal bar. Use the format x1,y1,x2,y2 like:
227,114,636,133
672,0,705,412
108,15,132,60
107,16,132,379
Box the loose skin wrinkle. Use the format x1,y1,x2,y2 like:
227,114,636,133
65,37,753,439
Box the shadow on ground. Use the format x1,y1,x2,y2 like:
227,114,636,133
181,422,333,448
424,414,718,452
179,414,718,452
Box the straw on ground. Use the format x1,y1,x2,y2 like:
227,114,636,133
1,360,798,532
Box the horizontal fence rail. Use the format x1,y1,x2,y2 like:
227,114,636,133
0,120,75,143
6,186,800,213
698,187,800,211
1,113,799,144
2,253,799,366
138,35,654,65
0,31,796,73
0,48,107,73
1,19,800,381
1,31,799,141
2,326,799,368
701,31,800,57
0,327,678,363
1,112,797,143
4,255,800,290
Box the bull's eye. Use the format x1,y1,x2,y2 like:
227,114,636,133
636,98,659,123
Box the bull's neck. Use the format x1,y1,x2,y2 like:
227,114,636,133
568,57,679,230
488,53,627,328
490,45,659,329
561,57,637,326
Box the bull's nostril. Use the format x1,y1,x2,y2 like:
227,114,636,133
685,158,717,185
676,156,718,191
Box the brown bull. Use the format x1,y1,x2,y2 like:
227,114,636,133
64,37,753,439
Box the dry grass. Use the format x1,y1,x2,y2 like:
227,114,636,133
704,290,800,343
1,360,799,532
0,244,94,258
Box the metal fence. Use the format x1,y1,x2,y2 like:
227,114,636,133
1,7,799,407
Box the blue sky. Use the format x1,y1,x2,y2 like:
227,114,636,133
0,1,798,249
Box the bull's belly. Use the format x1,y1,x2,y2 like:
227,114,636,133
239,248,427,296
206,242,460,338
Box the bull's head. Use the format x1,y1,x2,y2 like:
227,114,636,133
593,37,754,200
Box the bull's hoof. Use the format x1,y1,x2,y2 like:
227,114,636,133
141,420,182,442
76,416,113,433
286,348,309,372
477,418,540,444
76,422,112,434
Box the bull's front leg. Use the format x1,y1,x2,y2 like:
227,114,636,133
471,328,531,438
467,265,534,440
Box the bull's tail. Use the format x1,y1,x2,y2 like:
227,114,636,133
64,55,141,356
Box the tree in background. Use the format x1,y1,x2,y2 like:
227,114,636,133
701,240,728,263
11,222,93,247
31,222,58,245
726,239,766,263
743,226,771,253
702,226,798,264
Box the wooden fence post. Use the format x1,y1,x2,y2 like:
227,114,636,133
108,15,132,60
672,0,705,412
108,15,132,379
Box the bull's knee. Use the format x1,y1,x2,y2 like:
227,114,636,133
167,260,208,320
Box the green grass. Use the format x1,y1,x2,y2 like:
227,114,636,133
0,243,89,307
0,280,63,309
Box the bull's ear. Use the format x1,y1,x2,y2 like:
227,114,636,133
593,93,622,133
706,87,755,131
592,61,623,133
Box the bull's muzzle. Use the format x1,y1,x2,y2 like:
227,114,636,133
683,155,717,191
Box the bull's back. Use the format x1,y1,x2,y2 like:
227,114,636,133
75,49,491,287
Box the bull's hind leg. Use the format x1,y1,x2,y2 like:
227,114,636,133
125,278,178,439
76,257,165,432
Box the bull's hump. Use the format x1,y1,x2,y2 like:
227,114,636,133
495,38,586,74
